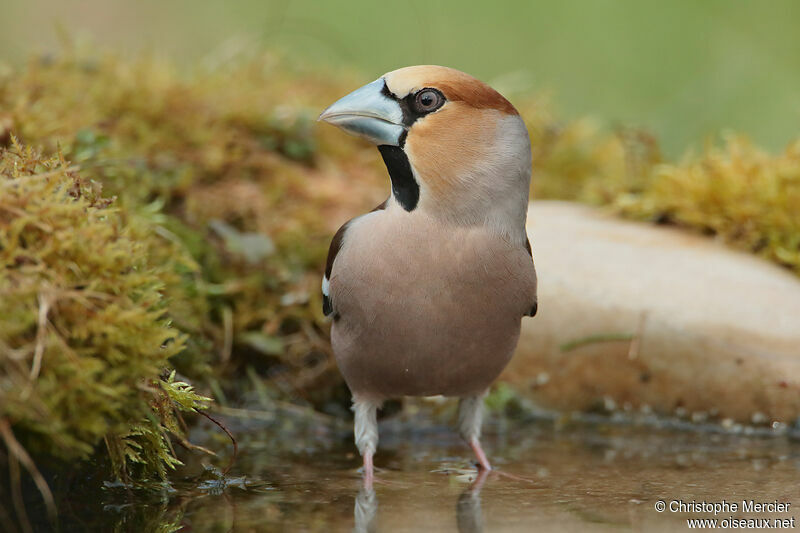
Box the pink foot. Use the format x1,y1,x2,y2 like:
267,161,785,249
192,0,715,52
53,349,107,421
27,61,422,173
467,441,538,485
469,439,492,471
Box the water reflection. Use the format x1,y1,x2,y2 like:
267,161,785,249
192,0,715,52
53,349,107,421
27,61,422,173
341,421,800,532
455,469,488,533
354,485,379,533
354,468,490,533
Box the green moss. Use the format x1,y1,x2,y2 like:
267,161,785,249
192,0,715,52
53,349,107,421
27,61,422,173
0,140,209,482
614,136,800,275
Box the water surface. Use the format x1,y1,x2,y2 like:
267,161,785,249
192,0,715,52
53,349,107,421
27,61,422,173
44,408,800,532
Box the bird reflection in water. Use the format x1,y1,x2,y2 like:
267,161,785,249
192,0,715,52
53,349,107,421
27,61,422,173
353,469,490,533
353,484,378,533
456,469,489,533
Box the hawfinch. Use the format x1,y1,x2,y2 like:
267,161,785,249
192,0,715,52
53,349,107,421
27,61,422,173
318,66,537,484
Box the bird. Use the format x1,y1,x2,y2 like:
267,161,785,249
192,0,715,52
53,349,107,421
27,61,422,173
318,65,537,486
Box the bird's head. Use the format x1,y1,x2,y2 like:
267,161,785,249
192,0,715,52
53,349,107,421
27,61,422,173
319,65,532,241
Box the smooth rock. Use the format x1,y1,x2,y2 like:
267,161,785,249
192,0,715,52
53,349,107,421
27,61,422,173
502,201,800,424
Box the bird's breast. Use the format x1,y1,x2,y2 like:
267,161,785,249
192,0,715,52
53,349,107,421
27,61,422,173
329,210,536,399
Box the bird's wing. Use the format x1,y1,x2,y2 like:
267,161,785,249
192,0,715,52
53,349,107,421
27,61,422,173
524,236,538,317
322,199,389,317
322,220,350,316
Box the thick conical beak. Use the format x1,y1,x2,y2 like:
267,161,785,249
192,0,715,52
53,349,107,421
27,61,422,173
318,78,405,146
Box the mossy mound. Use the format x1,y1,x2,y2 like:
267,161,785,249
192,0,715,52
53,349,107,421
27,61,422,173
0,48,388,407
615,136,800,275
0,140,209,483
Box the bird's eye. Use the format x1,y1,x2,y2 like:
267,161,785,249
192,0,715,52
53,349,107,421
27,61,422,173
414,89,444,113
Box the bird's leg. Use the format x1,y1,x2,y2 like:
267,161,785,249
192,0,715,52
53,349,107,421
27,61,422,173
353,397,381,488
458,392,492,471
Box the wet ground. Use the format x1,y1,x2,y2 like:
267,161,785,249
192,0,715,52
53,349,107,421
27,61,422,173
34,405,800,532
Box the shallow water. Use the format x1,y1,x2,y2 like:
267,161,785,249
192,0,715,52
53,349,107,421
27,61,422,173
40,410,800,532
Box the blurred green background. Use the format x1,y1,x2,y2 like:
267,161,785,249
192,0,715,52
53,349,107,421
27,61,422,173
2,0,799,155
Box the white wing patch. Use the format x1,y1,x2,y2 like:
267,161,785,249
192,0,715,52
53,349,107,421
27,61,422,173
322,275,330,297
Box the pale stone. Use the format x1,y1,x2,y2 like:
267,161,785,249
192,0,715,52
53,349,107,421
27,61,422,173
503,201,800,424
